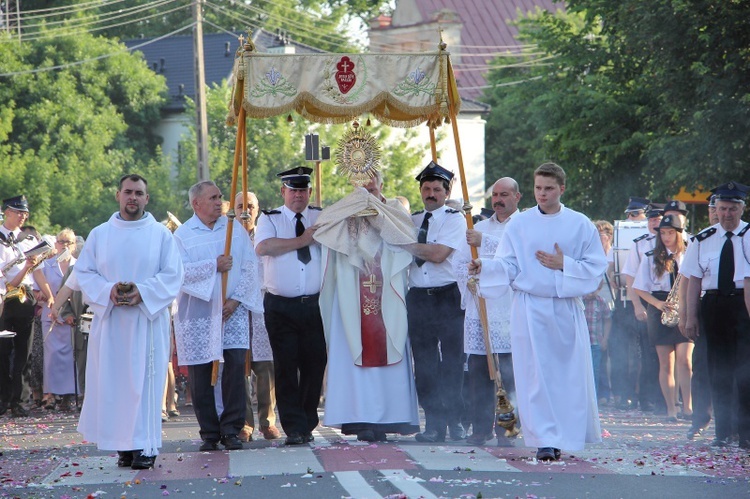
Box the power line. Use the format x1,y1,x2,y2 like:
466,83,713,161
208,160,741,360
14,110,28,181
2,3,192,43
0,22,196,77
17,0,131,21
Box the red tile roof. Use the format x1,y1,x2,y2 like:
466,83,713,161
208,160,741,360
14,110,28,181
372,0,564,100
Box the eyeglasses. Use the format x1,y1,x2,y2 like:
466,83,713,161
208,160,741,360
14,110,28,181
57,240,75,246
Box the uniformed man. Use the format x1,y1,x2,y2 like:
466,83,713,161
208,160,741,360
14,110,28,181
404,161,467,443
611,198,662,411
678,194,717,440
682,181,750,449
0,195,41,417
255,167,326,446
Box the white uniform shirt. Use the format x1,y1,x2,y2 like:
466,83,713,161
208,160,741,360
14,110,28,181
622,233,656,278
681,221,750,291
0,226,38,289
633,250,685,293
408,205,466,288
255,205,322,297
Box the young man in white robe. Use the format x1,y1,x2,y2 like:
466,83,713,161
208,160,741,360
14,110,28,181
315,181,420,442
469,163,606,462
75,174,184,470
173,181,263,452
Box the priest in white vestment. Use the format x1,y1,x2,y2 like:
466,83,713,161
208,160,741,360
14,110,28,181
173,181,263,452
316,185,420,442
470,164,606,461
75,174,184,469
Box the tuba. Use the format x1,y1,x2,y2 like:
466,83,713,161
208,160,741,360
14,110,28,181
660,273,681,327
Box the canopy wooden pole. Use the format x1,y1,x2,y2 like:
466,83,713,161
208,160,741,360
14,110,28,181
214,84,246,385
429,126,438,162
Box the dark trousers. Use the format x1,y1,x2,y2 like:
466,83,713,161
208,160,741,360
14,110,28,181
638,325,662,410
407,283,465,437
467,353,515,436
610,300,639,404
691,326,713,430
0,299,36,406
700,293,750,442
188,348,247,442
264,293,327,437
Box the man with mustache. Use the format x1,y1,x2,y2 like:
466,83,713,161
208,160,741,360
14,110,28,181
404,161,467,443
454,177,522,445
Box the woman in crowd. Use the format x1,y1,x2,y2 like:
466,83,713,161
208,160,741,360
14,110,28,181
38,228,77,411
633,215,692,422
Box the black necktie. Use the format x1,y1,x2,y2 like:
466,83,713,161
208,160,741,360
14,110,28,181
718,231,735,294
7,232,15,244
415,212,431,267
668,255,678,287
295,213,311,265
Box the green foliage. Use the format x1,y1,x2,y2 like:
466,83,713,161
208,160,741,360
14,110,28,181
0,29,170,236
483,2,750,223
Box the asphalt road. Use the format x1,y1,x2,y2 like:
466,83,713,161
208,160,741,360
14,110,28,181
1,402,748,498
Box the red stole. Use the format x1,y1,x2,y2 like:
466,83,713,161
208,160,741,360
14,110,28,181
360,255,388,367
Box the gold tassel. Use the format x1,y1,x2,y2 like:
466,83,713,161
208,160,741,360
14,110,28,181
287,114,293,123
366,117,371,126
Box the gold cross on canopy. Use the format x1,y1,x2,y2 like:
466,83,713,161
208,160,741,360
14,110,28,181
362,274,382,293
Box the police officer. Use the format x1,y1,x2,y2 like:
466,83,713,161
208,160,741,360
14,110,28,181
682,182,750,449
255,167,326,446
404,161,467,443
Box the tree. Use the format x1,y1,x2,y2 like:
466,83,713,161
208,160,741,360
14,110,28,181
482,2,750,222
0,29,171,235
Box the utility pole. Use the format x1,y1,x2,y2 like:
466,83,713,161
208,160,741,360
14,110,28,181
193,0,210,181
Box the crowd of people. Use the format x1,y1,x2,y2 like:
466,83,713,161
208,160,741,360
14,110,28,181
1,164,749,470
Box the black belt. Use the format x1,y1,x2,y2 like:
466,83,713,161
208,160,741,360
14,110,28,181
411,282,457,296
704,289,744,297
651,291,669,300
266,292,319,304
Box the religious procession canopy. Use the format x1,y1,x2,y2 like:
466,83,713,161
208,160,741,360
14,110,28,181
228,47,462,128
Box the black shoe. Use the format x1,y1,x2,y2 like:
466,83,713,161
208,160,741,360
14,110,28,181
373,431,387,442
616,399,633,410
220,435,243,450
640,402,655,412
711,437,730,448
285,433,306,445
415,430,445,443
448,423,466,441
554,448,561,460
687,423,709,440
0,401,7,416
199,440,219,451
10,403,29,418
466,433,492,446
117,451,134,467
131,450,155,470
536,447,557,461
357,430,376,442
305,432,315,443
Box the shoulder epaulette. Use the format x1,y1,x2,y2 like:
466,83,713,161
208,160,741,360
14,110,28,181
690,235,696,243
22,234,35,241
446,209,460,214
308,206,322,211
695,227,717,242
646,234,656,241
645,249,655,257
261,209,281,216
633,233,648,243
411,209,424,216
738,224,750,237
